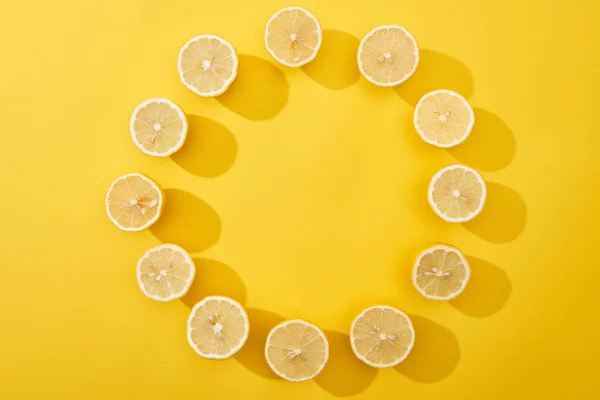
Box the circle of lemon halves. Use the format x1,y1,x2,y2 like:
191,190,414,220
107,7,493,378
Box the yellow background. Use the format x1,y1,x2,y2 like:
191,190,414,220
2,0,599,398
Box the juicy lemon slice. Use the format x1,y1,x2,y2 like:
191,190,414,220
105,173,163,231
414,90,474,148
265,7,322,67
413,245,470,301
350,305,414,368
129,98,188,157
357,25,419,87
178,34,238,97
187,296,249,359
137,244,195,302
428,164,486,223
265,320,329,382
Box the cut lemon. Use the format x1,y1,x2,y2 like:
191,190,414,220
428,164,486,223
265,320,329,382
265,7,322,67
413,245,470,301
357,25,419,87
178,35,238,97
105,173,163,231
350,305,414,368
414,90,474,148
136,244,195,302
187,296,249,359
129,98,188,157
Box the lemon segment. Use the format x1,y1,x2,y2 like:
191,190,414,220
350,305,414,368
129,98,187,157
414,90,474,148
265,320,329,381
358,25,419,86
137,244,195,302
428,164,486,223
413,245,470,300
265,7,322,67
178,35,238,97
187,296,249,359
105,173,163,231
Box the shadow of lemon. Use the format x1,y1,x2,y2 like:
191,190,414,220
217,55,289,121
464,182,527,243
395,315,460,383
395,50,473,106
181,258,247,309
450,256,512,317
302,30,360,90
149,189,221,252
315,330,377,396
449,108,516,171
171,115,237,178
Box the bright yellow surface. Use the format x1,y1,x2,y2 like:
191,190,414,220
1,0,599,398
